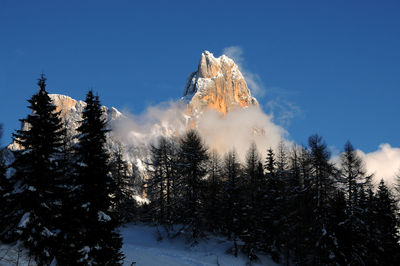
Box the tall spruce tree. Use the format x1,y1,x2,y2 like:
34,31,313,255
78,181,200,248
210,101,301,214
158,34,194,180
110,143,136,224
146,136,178,226
241,142,262,261
74,90,123,265
338,140,370,264
177,130,208,244
203,149,223,232
54,119,82,265
262,147,279,257
222,150,242,257
307,134,337,265
373,179,400,265
8,75,64,264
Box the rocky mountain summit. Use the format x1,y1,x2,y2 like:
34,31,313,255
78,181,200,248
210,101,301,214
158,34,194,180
8,50,260,171
183,51,258,117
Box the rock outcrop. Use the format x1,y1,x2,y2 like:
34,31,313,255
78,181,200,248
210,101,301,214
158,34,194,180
183,50,258,116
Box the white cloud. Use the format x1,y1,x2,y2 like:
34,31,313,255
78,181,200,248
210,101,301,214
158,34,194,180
112,101,288,162
357,144,400,188
111,101,188,147
266,97,303,127
197,106,287,160
222,46,265,97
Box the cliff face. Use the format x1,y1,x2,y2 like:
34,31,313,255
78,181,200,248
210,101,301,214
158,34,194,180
183,51,258,116
5,50,265,198
8,94,123,151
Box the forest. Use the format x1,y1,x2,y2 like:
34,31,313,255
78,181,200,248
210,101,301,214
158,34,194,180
1,76,399,265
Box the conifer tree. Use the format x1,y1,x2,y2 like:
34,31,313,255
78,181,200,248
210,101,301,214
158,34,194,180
110,143,136,224
8,75,64,264
373,179,400,264
338,140,370,263
339,141,364,207
307,134,337,264
146,136,178,226
222,150,242,257
327,190,349,265
74,90,123,265
291,145,313,264
177,130,208,244
54,120,82,265
261,147,279,257
264,148,276,176
203,149,223,232
241,143,262,261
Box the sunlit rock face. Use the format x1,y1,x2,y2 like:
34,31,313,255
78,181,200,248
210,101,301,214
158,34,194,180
183,50,258,117
8,94,123,151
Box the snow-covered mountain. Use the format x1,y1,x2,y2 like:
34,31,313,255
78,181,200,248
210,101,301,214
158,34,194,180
7,50,261,178
183,50,258,119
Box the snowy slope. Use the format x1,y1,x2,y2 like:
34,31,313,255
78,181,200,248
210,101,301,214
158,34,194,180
121,224,277,266
0,224,277,266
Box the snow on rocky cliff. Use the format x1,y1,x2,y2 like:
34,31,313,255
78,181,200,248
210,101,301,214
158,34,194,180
6,50,267,184
183,50,258,118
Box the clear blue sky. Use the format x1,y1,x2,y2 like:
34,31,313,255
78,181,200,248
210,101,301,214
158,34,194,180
1,0,399,153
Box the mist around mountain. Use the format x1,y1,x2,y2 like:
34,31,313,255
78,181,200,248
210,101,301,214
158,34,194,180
1,51,400,265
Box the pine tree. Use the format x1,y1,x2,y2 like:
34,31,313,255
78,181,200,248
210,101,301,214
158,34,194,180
54,120,82,265
307,134,337,264
373,179,400,265
264,148,276,177
241,142,262,261
8,75,64,264
292,145,314,264
146,136,178,226
203,149,223,232
177,130,208,244
338,140,370,264
222,150,242,257
110,143,136,224
262,147,280,259
327,190,349,265
74,90,123,265
339,141,366,212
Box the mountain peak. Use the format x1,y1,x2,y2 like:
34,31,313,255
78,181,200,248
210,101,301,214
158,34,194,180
183,50,258,116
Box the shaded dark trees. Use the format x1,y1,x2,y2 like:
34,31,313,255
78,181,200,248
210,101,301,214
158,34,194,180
0,78,126,265
177,130,209,244
2,76,400,265
72,90,124,265
5,75,64,264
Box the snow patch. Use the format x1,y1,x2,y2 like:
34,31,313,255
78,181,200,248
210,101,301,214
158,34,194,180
98,211,111,222
133,195,150,205
18,212,30,228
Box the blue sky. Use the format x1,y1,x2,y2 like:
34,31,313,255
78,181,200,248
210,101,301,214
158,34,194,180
1,0,400,154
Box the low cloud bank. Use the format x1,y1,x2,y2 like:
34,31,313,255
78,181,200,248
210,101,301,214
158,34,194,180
197,106,287,160
112,101,400,188
112,101,288,162
357,144,400,187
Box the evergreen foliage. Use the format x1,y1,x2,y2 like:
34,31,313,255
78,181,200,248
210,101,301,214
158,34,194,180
6,75,64,264
110,143,136,224
2,77,400,265
177,130,208,244
73,90,124,265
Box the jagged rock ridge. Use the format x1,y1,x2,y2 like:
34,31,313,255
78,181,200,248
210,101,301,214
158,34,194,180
7,50,261,188
183,50,258,117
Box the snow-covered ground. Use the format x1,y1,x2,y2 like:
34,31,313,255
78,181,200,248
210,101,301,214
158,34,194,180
121,223,276,266
0,224,277,265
